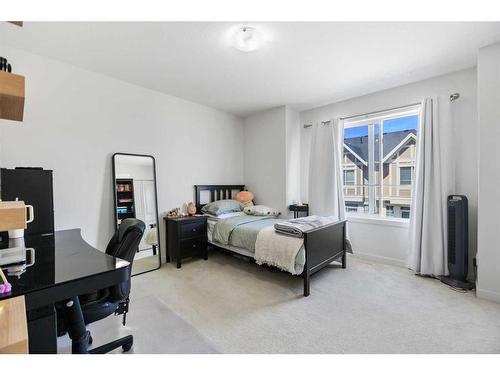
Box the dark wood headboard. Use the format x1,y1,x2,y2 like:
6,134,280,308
194,185,245,213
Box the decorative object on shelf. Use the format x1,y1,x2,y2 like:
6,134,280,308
235,190,254,207
0,57,25,122
187,202,196,216
167,207,181,218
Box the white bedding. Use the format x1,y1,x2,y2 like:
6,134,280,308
206,211,245,241
255,226,304,275
206,212,305,274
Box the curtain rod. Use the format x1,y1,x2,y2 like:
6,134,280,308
303,102,420,129
303,93,461,129
339,102,421,121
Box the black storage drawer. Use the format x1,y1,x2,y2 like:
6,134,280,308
165,216,208,269
181,221,206,238
180,237,206,256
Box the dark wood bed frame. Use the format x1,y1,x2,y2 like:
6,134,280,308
194,184,347,297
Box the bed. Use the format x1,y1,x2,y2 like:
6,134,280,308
194,185,347,297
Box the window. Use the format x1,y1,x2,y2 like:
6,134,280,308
399,166,412,185
343,169,355,185
343,107,419,219
401,207,410,219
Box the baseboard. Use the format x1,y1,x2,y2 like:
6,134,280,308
477,288,500,304
352,251,406,268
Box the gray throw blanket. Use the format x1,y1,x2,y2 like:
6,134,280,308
274,215,353,253
274,215,337,237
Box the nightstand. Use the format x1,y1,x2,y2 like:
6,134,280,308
289,204,309,218
165,215,208,269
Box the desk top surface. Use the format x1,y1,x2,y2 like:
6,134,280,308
0,229,130,302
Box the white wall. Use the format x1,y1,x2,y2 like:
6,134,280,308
243,106,287,216
285,107,301,216
243,105,302,218
477,42,500,303
300,68,478,267
0,44,244,254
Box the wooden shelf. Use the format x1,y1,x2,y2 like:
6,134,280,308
115,178,135,224
0,71,25,122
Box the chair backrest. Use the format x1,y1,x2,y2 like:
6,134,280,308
106,218,146,301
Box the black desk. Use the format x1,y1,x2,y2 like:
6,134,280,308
0,229,130,353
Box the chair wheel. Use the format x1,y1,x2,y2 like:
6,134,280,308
122,338,133,352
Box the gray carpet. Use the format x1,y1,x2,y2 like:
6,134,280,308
58,252,500,353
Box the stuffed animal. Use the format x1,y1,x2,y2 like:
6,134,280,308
187,202,197,216
235,191,254,207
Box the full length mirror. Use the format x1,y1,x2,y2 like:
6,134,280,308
112,153,161,275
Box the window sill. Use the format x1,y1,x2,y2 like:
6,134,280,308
346,213,409,228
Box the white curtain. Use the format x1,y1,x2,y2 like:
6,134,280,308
308,119,346,221
408,97,450,276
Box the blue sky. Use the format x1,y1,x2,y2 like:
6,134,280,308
344,115,418,139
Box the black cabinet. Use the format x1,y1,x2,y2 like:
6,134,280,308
1,167,54,236
165,216,208,268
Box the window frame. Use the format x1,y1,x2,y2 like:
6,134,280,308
342,105,419,221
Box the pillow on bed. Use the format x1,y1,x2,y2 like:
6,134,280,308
201,199,244,216
244,205,280,217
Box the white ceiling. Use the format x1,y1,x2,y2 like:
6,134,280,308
2,22,500,117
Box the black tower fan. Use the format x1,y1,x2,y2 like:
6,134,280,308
440,195,475,290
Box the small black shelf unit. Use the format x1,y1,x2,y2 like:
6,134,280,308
115,178,136,225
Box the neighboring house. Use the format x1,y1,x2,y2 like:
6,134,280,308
343,129,416,218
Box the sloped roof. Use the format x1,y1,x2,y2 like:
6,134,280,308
344,129,416,163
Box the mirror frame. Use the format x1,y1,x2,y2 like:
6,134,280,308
112,152,161,276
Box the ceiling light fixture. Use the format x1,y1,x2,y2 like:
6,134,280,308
232,27,263,52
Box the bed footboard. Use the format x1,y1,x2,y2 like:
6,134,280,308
302,220,346,296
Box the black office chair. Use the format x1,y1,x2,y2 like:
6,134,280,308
57,218,146,354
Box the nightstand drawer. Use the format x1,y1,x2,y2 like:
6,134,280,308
180,221,206,238
180,237,205,254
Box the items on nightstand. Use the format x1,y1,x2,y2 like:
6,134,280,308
289,203,309,219
165,215,208,268
167,207,181,218
187,202,197,216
